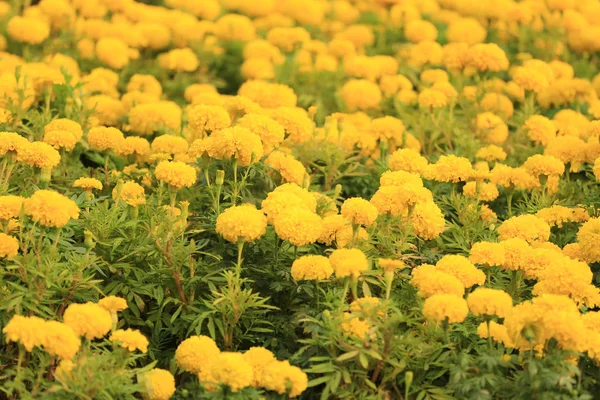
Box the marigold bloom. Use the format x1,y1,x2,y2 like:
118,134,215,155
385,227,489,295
340,197,378,227
0,195,23,220
475,112,508,144
0,132,28,156
42,321,80,360
388,148,429,174
128,102,182,135
210,352,254,392
268,107,313,144
115,136,151,158
96,37,130,70
465,43,509,72
536,205,589,228
237,113,285,153
262,360,308,398
512,66,549,93
63,302,112,339
45,119,83,141
469,241,505,267
215,14,256,42
127,74,162,97
411,264,465,297
261,184,316,224
578,218,600,263
423,155,473,183
340,79,382,111
87,127,125,151
0,233,18,258
141,369,176,400
23,190,79,228
423,294,468,323
7,16,49,44
151,135,188,155
158,48,199,72
17,141,61,169
410,201,446,240
498,214,551,244
264,151,307,185
273,207,322,246
238,80,296,109
2,315,46,351
523,154,565,177
476,145,507,162
216,204,267,243
73,177,102,191
418,88,448,108
113,181,146,207
187,105,231,136
329,248,368,278
155,161,196,189
477,321,513,348
404,19,437,43
98,296,128,313
436,255,486,288
110,329,149,353
467,288,513,318
291,255,333,281
175,335,220,374
242,347,276,388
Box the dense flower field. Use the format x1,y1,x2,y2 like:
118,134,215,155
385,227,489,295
3,0,600,398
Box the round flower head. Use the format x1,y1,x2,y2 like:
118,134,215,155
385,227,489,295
238,80,296,109
73,177,102,191
2,315,46,351
388,148,429,174
477,321,513,348
7,16,49,44
379,258,405,273
523,115,556,146
476,145,507,162
115,136,151,158
411,264,465,298
141,369,176,400
17,141,61,169
340,79,382,111
267,107,313,144
0,195,23,220
175,335,220,374
262,360,308,398
291,255,333,281
187,105,231,135
0,131,28,156
215,204,267,243
497,214,551,244
23,190,80,228
423,155,473,183
158,48,199,72
274,207,322,246
151,135,188,155
155,161,197,189
435,255,486,288
42,321,81,360
522,154,565,177
469,241,505,267
329,248,368,279
43,130,78,151
261,184,316,224
110,329,149,353
210,352,254,392
96,37,130,70
237,113,285,153
578,218,600,263
465,43,509,72
341,197,378,227
98,296,128,313
242,347,276,387
423,294,468,323
113,181,146,207
0,233,19,258
215,14,256,42
265,151,307,185
87,127,125,151
418,88,448,108
127,74,162,97
63,302,112,339
467,288,513,318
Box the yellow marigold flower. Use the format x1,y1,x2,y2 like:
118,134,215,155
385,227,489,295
340,197,378,227
45,119,83,141
423,294,468,323
113,181,146,207
563,243,583,261
0,195,23,221
417,88,448,109
329,248,368,279
184,84,218,103
340,79,382,112
87,127,125,151
264,151,306,185
241,58,275,80
380,74,412,97
267,107,313,144
154,161,196,189
462,181,499,202
63,302,112,340
141,368,176,400
96,37,130,70
436,254,486,288
2,315,46,351
0,233,18,258
522,154,565,177
545,136,587,172
467,288,513,318
187,105,231,136
476,145,507,162
237,113,285,153
175,335,220,374
86,95,126,126
158,48,199,72
336,224,368,248
0,132,28,156
73,177,102,191
411,264,465,297
127,74,162,97
7,16,49,44
267,26,310,52
447,17,486,45
388,148,428,174
43,130,78,151
578,218,600,263
242,347,275,388
476,112,508,144
317,214,347,245
110,329,148,353
512,66,549,93
42,321,80,360
536,205,589,228
210,352,253,392
498,215,551,244
54,359,75,382
404,19,437,43
469,241,505,267
115,136,151,158
23,190,79,228
98,296,127,313
274,207,322,246
477,321,514,348
420,69,448,85
17,141,61,169
480,93,514,119
341,313,373,340
261,184,316,224
151,135,188,155
128,102,182,135
238,80,296,109
262,360,308,398
215,14,256,42
410,201,446,240
291,255,333,281
216,204,267,243
379,258,405,274
197,127,263,166
500,238,532,271
465,43,509,72
423,155,473,183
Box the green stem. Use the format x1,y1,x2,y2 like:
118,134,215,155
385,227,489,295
339,278,350,309
236,240,244,277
